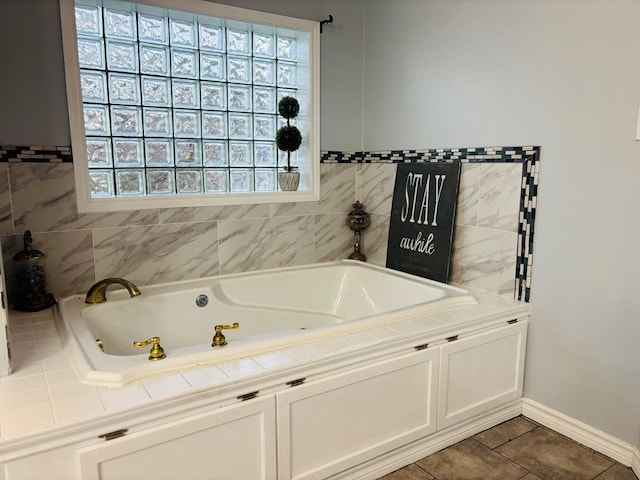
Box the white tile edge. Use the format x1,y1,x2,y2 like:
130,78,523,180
521,398,636,468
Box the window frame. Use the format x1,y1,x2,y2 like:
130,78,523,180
60,0,320,212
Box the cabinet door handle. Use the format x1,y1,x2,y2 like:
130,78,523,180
286,378,306,387
98,429,128,441
446,335,459,342
237,391,259,401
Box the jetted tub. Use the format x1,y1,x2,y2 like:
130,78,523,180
55,261,477,387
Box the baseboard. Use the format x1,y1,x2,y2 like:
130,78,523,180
632,446,640,478
522,398,636,467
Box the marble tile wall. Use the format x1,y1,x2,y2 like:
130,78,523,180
356,162,523,296
0,162,355,302
0,160,523,304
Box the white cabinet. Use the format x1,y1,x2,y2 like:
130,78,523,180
77,395,276,480
276,348,439,480
437,321,527,430
1,315,529,480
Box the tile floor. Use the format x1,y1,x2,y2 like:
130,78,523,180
380,416,638,480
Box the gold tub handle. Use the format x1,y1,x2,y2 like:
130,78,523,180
133,336,166,361
212,323,239,347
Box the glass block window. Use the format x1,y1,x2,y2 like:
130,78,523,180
63,0,318,208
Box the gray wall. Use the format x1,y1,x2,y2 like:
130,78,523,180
0,0,365,151
0,0,70,146
213,0,366,150
363,0,640,447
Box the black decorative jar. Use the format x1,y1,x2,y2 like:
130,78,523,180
12,230,56,312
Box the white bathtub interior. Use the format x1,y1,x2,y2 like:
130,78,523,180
56,261,478,386
213,262,450,319
85,297,340,356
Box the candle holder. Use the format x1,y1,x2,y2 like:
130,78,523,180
12,230,56,312
347,201,371,262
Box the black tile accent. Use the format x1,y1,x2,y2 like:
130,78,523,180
0,145,72,163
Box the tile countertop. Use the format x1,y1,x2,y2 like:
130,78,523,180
0,291,531,442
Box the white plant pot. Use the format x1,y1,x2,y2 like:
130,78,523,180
278,171,300,191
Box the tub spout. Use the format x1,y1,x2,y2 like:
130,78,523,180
85,278,141,304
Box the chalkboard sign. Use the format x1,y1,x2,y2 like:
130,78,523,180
386,162,461,283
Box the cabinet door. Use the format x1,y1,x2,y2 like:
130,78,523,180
277,348,439,480
77,395,276,480
437,321,527,430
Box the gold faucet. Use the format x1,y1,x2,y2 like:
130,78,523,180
133,337,166,360
85,278,142,304
212,323,239,347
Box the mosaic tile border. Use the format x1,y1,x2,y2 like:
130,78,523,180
0,146,72,163
321,146,541,302
321,145,537,164
0,144,539,301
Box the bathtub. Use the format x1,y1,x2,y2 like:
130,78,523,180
55,261,477,387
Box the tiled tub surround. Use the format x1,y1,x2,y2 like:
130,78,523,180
356,162,524,297
0,290,530,476
327,146,540,302
0,161,355,301
0,145,539,305
1,148,633,479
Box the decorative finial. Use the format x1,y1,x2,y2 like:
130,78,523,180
23,230,33,250
347,201,371,262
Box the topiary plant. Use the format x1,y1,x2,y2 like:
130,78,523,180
276,96,302,172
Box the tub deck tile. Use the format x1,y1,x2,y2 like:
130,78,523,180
364,326,404,340
0,372,46,395
313,337,352,353
142,373,192,399
341,331,378,346
389,321,423,335
217,357,263,378
283,343,326,361
0,404,55,438
181,365,229,389
252,350,296,370
51,392,105,424
44,368,77,386
409,317,445,330
98,382,151,411
1,387,50,414
48,380,99,403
